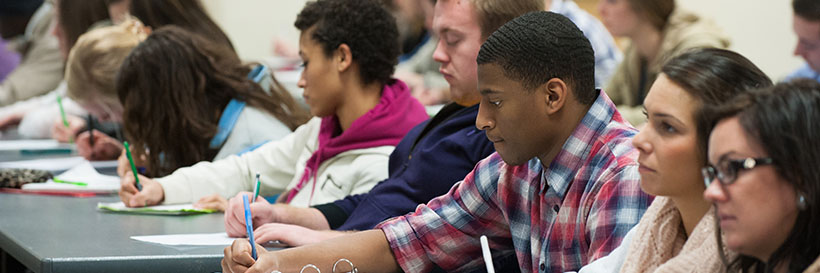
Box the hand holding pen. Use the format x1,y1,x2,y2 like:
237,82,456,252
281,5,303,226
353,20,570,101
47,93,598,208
118,141,165,207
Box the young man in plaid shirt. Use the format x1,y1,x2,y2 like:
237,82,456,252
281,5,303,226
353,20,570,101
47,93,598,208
222,6,652,273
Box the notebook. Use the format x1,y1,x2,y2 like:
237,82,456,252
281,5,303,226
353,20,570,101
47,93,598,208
97,201,216,215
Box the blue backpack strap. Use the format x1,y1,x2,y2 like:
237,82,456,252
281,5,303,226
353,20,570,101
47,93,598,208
249,64,268,83
208,65,269,149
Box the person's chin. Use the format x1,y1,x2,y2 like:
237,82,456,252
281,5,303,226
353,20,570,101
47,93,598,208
638,179,663,196
498,151,529,166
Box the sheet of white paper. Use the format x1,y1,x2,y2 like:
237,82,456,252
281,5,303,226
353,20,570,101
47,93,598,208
21,161,120,192
0,156,85,171
0,139,71,151
131,232,234,246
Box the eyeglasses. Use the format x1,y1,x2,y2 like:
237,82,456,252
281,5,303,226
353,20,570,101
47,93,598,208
701,157,773,188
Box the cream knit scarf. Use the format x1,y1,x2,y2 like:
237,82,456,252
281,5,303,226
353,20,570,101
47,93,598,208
619,197,725,273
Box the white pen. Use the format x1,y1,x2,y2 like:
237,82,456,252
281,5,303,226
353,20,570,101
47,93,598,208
480,235,495,273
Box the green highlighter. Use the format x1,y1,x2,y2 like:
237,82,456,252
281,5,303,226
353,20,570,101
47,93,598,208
123,141,142,191
56,94,72,143
53,177,88,187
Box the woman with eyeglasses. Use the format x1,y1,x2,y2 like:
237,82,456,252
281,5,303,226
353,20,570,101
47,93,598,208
575,48,772,273
702,79,820,272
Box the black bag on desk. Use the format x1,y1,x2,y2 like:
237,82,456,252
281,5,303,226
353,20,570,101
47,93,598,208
0,169,52,188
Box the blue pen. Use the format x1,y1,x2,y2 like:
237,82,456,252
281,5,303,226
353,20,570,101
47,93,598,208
243,195,258,260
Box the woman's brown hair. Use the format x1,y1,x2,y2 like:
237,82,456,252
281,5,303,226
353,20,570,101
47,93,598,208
57,0,110,51
627,0,675,31
116,26,310,177
705,79,820,273
127,0,236,53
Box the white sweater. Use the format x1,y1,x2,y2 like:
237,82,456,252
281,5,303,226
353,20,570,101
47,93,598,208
157,117,393,207
212,105,291,160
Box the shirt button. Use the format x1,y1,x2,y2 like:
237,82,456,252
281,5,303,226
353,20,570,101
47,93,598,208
552,205,560,213
540,263,546,271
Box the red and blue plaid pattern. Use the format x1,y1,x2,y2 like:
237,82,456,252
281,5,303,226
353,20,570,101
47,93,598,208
378,91,653,273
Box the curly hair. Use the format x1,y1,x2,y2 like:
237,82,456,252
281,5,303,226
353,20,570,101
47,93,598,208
116,26,310,177
705,79,820,273
294,0,399,85
477,11,596,105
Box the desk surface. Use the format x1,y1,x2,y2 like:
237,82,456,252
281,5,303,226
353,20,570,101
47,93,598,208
0,194,227,273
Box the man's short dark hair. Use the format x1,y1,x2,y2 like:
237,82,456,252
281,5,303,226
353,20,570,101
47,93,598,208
794,0,820,21
476,11,596,105
295,0,399,85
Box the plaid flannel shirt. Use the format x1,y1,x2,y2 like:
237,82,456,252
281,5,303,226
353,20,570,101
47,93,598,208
378,91,652,273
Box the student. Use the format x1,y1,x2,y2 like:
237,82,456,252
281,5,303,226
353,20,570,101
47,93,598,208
119,0,428,208
217,0,543,247
703,80,820,272
222,11,652,273
547,0,622,87
574,48,772,272
393,0,450,106
58,21,144,160
788,0,820,82
64,21,309,177
0,0,63,106
0,0,108,136
598,0,729,125
51,0,244,159
127,0,235,52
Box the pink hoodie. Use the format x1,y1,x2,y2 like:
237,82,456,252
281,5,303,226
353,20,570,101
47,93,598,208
284,79,427,203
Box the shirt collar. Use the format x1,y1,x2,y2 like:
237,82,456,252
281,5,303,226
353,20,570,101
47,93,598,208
540,89,619,198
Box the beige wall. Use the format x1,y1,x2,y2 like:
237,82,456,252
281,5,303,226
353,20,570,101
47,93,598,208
201,0,307,62
206,0,802,80
677,0,801,80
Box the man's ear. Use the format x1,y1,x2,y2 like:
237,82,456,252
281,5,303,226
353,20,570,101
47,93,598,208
335,43,353,72
542,78,568,115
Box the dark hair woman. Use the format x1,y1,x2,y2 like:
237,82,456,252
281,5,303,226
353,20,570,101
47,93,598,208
704,79,820,273
576,48,772,272
116,26,310,177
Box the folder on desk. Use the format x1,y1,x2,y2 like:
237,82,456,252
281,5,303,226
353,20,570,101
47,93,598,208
97,202,216,215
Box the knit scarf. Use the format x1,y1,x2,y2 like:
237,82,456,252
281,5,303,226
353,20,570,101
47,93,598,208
283,79,427,204
619,197,729,273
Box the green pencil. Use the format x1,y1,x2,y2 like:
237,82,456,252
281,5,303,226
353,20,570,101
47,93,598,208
56,94,72,143
252,172,261,202
123,141,142,191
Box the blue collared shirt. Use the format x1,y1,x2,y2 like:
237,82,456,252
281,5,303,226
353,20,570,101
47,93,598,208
785,63,820,83
552,0,623,88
